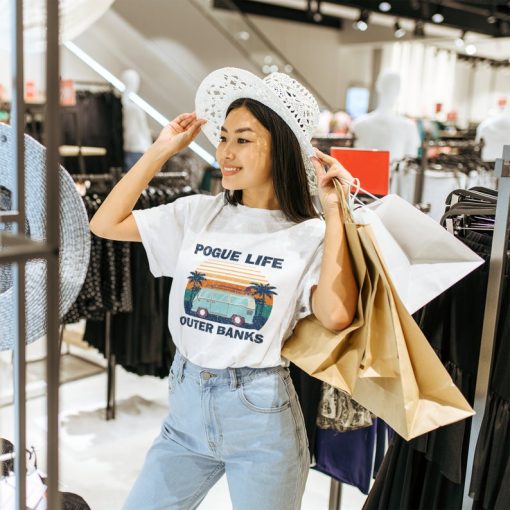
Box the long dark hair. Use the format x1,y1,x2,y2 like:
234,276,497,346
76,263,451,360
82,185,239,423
223,98,319,223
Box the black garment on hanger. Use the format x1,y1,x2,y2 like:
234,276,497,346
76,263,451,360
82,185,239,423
364,231,489,510
289,363,322,458
60,90,124,174
63,193,132,324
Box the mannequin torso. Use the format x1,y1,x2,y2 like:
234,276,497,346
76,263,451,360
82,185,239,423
351,71,420,161
476,106,510,161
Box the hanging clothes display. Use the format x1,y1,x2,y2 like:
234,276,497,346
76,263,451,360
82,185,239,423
364,187,496,510
63,180,133,324
82,179,196,378
60,89,124,174
391,144,494,221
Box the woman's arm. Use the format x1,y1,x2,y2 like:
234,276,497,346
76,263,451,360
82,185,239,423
89,112,206,242
310,149,358,331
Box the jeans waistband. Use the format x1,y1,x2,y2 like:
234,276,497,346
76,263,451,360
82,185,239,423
172,351,286,390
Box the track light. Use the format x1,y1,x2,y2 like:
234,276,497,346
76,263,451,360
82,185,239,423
465,44,477,56
394,20,406,39
413,19,425,37
378,2,391,12
454,30,466,48
432,5,444,24
306,0,322,23
353,10,369,32
487,1,497,24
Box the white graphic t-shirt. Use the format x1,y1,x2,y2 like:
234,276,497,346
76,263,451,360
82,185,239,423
133,193,325,369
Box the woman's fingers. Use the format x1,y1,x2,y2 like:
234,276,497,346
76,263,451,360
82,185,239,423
187,118,207,139
173,112,195,125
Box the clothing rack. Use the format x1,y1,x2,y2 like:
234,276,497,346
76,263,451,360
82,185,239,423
414,136,484,205
462,145,510,507
68,169,121,420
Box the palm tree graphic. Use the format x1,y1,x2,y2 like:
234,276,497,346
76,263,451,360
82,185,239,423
187,271,207,304
246,282,278,327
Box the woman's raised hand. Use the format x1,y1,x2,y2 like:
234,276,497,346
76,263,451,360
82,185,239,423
154,112,207,156
311,148,353,213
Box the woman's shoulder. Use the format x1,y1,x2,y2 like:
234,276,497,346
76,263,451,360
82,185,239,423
297,215,326,234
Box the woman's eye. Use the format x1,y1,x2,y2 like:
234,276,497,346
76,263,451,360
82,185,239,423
219,136,226,143
238,138,249,144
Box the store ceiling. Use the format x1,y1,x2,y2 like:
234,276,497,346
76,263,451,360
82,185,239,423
214,0,510,37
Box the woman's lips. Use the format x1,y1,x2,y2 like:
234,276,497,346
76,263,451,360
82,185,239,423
222,167,242,176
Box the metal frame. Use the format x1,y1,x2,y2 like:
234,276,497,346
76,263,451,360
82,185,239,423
1,1,61,508
463,145,510,508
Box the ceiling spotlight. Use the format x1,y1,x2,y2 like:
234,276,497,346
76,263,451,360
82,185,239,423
454,30,466,48
432,5,444,24
394,20,406,38
413,19,425,37
378,2,391,12
264,55,273,64
465,44,477,55
353,10,370,31
312,0,323,22
284,64,294,73
487,2,498,24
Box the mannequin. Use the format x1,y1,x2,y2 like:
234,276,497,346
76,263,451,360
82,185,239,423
351,70,420,161
121,69,152,170
475,103,510,161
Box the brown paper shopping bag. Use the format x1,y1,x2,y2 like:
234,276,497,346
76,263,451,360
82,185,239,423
351,225,475,440
282,181,399,392
284,180,474,439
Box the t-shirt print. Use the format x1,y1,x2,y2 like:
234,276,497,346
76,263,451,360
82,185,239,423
183,257,277,343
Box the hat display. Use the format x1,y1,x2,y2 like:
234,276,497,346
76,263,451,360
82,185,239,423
195,67,320,194
0,124,90,351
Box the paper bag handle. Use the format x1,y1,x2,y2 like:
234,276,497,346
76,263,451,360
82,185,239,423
332,177,355,223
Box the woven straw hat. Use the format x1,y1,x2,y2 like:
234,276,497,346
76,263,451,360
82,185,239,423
0,124,90,350
195,67,320,194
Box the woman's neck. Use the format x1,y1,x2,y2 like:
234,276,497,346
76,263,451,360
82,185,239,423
241,188,280,210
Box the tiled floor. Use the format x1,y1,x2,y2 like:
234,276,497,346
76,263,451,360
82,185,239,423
0,344,368,510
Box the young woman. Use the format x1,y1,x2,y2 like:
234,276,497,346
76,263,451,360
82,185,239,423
90,67,357,510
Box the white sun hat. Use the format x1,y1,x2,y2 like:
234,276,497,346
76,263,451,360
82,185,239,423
195,67,320,194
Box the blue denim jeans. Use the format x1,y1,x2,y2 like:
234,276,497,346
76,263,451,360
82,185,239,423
123,352,310,510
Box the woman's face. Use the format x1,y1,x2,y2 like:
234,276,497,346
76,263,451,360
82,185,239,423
216,106,273,195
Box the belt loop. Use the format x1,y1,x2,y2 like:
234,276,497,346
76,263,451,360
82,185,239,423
229,368,238,390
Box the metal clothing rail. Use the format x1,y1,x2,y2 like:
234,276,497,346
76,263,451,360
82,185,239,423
413,136,484,206
463,145,510,508
0,1,60,508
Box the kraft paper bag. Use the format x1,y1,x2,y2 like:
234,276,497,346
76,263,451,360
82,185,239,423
351,225,475,440
353,194,484,314
284,182,474,440
283,184,400,391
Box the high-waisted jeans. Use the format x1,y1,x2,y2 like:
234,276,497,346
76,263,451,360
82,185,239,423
122,351,310,510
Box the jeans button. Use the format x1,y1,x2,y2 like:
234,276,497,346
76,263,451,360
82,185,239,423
202,371,212,380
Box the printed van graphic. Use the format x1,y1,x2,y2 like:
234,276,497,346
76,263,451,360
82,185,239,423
184,260,277,331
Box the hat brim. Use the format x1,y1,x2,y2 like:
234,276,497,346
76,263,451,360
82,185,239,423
195,67,318,194
0,125,91,350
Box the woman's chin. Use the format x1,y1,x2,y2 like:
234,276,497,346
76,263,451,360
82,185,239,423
221,180,243,191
